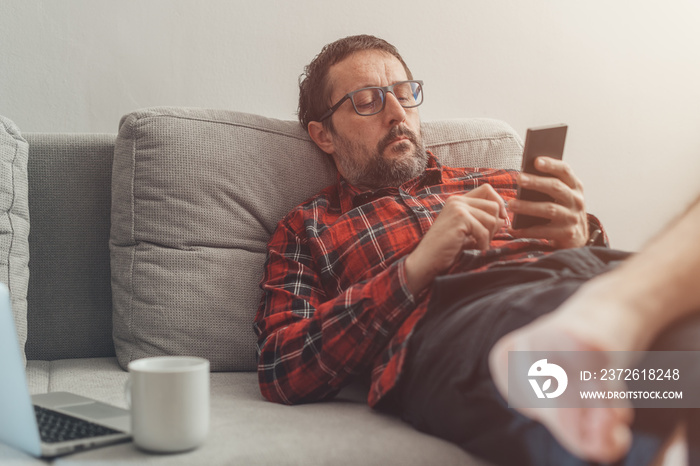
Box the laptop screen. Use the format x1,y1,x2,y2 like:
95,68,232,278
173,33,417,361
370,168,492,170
0,283,42,456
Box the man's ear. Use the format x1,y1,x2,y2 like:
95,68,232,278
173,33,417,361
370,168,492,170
307,121,335,155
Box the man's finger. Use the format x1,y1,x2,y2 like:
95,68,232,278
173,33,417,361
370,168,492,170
509,198,565,222
534,157,583,191
519,173,575,209
468,206,506,237
461,184,507,218
466,220,492,251
453,197,504,221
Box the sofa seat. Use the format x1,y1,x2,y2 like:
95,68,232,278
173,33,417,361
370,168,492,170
10,358,480,465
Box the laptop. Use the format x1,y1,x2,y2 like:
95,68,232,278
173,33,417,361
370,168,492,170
0,282,131,457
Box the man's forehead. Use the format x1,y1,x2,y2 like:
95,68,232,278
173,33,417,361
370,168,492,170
327,50,408,98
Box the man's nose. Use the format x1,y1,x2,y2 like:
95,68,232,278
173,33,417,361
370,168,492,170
383,91,407,125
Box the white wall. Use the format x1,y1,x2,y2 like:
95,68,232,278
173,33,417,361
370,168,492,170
2,0,699,251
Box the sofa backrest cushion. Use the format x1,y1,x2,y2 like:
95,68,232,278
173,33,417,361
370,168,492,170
25,133,116,360
0,116,30,366
110,107,523,372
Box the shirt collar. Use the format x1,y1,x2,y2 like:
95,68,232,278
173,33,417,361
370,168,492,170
338,151,444,212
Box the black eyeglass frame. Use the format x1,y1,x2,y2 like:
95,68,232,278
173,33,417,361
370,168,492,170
318,80,424,122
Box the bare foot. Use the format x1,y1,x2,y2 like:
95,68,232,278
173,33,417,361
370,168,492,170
488,276,655,463
489,314,634,462
489,195,700,463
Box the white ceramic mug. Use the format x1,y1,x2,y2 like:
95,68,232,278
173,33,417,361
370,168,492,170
127,356,210,453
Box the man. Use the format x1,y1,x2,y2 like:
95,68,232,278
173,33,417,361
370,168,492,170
253,34,688,465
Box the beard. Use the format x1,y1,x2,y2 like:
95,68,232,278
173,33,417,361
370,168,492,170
331,124,428,191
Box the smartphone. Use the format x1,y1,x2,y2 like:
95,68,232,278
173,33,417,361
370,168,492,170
511,124,568,229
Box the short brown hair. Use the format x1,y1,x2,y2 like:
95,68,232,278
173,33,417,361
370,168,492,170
298,35,413,131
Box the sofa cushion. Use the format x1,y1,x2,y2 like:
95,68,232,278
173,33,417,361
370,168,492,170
110,107,523,372
25,357,481,465
24,133,116,361
0,115,30,366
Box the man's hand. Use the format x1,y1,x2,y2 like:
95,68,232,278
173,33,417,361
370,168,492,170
404,184,507,295
509,157,589,249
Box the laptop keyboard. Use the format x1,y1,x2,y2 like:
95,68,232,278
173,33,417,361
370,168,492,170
34,405,122,443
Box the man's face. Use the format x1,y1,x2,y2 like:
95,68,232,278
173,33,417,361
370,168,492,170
320,50,427,191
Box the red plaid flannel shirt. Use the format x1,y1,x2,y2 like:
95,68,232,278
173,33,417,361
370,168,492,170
254,153,603,407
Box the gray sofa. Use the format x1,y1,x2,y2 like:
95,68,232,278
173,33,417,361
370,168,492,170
0,108,523,465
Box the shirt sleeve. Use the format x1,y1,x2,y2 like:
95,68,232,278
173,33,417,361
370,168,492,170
587,213,610,247
253,218,418,405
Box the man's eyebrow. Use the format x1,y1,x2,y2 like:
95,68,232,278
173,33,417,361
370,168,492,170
340,82,375,93
331,82,374,101
333,78,403,101
348,81,398,92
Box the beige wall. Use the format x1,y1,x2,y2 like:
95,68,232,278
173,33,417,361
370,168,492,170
2,0,699,250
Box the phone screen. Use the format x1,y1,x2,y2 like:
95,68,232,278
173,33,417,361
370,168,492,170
511,124,568,230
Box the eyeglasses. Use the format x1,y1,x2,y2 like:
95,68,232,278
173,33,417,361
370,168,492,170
318,80,424,121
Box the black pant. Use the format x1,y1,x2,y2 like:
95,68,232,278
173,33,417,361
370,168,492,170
391,247,682,466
